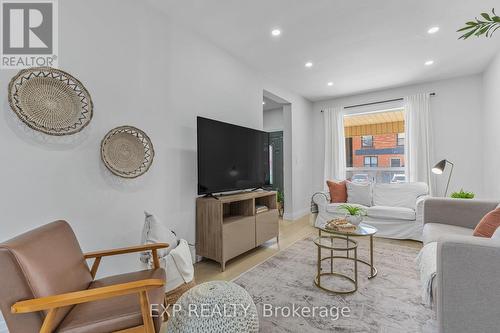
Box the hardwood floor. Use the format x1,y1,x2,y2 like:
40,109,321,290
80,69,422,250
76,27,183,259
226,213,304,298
194,214,422,284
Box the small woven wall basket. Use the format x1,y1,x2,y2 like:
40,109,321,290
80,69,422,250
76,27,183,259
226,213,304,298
101,126,155,178
8,67,93,136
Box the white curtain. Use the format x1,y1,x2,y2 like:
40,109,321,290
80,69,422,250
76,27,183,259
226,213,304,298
323,107,346,186
404,93,433,193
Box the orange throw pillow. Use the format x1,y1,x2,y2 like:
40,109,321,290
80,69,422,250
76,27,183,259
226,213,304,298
326,180,347,203
473,207,500,237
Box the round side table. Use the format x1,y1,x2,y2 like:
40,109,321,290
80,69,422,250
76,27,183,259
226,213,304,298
317,223,378,279
313,235,358,294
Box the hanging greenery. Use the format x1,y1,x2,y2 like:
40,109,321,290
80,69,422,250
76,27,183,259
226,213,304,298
458,8,500,39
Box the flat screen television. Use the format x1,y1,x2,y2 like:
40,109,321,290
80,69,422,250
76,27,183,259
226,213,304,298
197,117,270,195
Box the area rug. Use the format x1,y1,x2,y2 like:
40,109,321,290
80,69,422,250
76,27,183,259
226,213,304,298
234,236,436,332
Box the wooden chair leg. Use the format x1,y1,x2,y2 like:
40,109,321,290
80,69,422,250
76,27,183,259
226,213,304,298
152,249,160,269
139,291,155,333
40,308,58,333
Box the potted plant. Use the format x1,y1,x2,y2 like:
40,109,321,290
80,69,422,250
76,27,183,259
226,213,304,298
277,190,284,218
450,189,475,199
338,204,367,226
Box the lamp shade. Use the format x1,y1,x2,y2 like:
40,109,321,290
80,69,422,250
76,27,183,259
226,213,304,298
432,159,447,175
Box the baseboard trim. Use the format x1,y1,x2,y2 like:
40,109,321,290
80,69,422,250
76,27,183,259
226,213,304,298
283,208,310,221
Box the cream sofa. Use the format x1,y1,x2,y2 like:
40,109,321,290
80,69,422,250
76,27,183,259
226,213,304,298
421,198,500,333
313,182,429,241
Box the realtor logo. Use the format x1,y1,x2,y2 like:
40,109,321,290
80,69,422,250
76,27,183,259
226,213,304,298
1,0,58,69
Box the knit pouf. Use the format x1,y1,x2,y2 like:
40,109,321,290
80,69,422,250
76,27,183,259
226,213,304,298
167,281,259,333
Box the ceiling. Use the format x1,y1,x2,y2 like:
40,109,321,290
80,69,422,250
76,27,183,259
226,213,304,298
149,0,500,101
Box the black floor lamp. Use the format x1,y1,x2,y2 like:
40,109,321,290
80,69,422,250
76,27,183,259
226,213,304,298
432,159,454,197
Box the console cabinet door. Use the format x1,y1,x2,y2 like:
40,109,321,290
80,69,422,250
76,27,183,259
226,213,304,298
222,216,256,261
256,209,279,246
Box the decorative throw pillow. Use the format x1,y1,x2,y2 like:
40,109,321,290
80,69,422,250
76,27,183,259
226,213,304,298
473,207,500,238
326,180,347,203
346,181,372,207
140,211,178,261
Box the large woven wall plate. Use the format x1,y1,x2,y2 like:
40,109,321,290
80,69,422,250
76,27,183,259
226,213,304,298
8,67,93,136
101,126,155,178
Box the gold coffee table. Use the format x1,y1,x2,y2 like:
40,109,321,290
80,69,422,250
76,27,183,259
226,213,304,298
314,223,378,294
313,234,359,294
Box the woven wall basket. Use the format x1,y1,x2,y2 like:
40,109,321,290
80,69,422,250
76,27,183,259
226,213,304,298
8,67,93,136
101,126,154,178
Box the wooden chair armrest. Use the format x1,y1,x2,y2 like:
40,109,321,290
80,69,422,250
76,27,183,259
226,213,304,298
11,278,165,314
84,243,169,274
83,243,169,259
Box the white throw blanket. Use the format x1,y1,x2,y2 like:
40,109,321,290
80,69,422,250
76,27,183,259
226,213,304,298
161,239,194,292
415,242,437,307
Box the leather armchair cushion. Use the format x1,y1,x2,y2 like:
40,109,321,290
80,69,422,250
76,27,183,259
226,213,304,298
0,221,93,329
56,269,166,333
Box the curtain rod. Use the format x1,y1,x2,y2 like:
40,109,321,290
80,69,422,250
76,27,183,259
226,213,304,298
320,92,436,112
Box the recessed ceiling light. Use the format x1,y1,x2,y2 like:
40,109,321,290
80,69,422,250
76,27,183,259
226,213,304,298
425,60,435,66
427,26,440,34
262,101,266,105
327,82,334,86
305,62,313,68
271,29,281,36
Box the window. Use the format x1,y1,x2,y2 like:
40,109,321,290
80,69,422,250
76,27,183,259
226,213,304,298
397,133,405,146
361,135,373,148
391,158,401,167
364,156,378,167
343,109,406,183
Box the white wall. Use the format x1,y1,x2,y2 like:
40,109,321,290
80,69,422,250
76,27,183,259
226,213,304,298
312,75,484,198
0,0,313,280
263,108,284,132
482,51,500,199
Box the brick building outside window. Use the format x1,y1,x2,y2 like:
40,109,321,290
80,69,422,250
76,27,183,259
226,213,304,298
344,109,406,183
352,133,405,168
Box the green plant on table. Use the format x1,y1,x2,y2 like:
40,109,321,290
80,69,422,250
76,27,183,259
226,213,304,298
458,8,500,39
450,189,475,199
338,204,366,216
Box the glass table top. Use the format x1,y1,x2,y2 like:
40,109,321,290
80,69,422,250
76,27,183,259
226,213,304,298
317,223,378,236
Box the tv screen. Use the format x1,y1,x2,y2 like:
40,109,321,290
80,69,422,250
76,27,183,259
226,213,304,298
197,117,270,195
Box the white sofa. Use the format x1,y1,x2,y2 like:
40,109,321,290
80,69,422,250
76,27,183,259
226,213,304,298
313,182,429,241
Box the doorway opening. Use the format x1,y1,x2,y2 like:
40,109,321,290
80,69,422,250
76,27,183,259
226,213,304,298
263,91,291,218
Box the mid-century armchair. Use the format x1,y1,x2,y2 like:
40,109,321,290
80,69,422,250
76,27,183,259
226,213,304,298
0,220,168,333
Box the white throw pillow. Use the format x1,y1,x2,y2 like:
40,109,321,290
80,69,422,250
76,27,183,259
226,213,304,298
346,181,372,207
140,211,178,260
373,182,428,209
